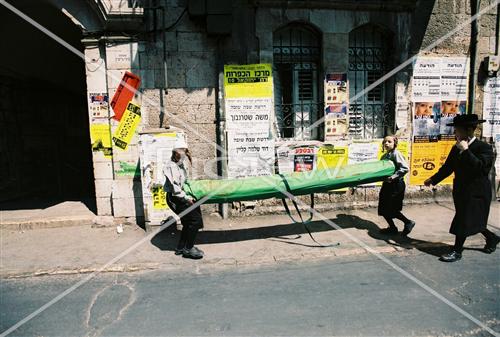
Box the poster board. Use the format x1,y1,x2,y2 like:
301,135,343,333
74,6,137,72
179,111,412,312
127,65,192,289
224,64,275,178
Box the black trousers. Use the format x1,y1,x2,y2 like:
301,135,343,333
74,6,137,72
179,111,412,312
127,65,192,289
453,229,498,253
167,194,204,249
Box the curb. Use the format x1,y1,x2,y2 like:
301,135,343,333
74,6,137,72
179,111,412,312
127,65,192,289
1,238,488,279
0,216,95,231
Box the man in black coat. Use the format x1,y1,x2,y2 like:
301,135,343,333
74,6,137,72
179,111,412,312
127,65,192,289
424,114,499,262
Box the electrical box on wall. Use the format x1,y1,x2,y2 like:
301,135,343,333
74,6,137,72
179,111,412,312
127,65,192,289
486,55,499,76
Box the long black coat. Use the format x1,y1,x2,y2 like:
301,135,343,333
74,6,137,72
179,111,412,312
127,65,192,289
430,139,493,237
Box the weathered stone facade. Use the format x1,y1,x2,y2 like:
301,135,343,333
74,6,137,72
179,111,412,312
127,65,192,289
2,0,497,221
84,0,499,220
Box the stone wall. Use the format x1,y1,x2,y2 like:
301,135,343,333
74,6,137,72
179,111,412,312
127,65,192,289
82,0,498,219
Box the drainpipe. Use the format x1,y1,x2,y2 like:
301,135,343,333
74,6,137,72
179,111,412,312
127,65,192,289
467,0,479,115
159,3,167,128
496,2,499,55
215,37,228,218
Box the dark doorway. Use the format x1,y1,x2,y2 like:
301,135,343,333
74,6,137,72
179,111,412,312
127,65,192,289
0,1,96,212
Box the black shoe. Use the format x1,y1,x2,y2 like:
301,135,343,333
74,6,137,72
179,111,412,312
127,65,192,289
484,235,500,254
175,247,186,255
402,221,416,236
182,246,204,259
379,227,398,235
439,251,462,262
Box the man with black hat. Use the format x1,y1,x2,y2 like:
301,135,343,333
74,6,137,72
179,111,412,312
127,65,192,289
424,114,499,262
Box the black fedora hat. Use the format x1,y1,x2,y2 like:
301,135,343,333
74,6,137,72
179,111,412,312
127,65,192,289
446,114,486,126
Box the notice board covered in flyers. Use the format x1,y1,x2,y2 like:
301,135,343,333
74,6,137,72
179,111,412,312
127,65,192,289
324,73,349,141
483,77,500,138
410,56,468,185
138,128,186,226
224,64,275,178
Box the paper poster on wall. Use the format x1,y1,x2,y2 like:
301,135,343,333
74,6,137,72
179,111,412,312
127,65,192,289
412,57,441,102
409,140,453,185
440,57,469,138
440,57,469,101
316,144,349,191
412,57,469,141
88,93,109,118
112,102,141,151
325,114,348,140
224,64,273,98
324,74,349,140
413,102,441,141
138,130,185,224
316,145,348,171
293,146,318,172
227,131,274,178
90,123,112,157
348,142,380,164
225,98,272,132
276,144,295,174
483,77,500,138
152,186,168,210
224,64,275,178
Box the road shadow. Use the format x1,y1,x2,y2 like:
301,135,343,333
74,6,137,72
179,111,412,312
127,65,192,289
150,220,335,252
332,213,452,258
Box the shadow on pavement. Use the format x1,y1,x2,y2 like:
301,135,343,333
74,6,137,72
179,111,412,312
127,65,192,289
332,213,452,258
151,220,336,252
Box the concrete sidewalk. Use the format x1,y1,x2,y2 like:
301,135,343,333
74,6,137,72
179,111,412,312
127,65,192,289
0,201,96,230
1,202,498,278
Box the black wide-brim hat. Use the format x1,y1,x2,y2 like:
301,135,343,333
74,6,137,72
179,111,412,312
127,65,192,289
446,114,486,126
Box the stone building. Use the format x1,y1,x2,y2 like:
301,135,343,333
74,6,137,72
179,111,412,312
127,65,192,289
1,0,498,223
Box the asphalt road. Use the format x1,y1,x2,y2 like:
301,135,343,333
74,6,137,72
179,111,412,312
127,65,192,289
1,249,499,336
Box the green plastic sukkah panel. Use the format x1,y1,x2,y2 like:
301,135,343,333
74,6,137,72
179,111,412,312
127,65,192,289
183,160,395,204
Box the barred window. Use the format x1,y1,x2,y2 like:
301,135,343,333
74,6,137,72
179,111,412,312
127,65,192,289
348,25,394,139
273,24,321,140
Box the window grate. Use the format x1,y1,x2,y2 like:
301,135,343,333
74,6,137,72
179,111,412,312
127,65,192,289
348,25,394,139
273,24,320,140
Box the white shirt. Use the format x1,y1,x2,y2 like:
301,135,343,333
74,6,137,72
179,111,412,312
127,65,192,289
163,160,189,200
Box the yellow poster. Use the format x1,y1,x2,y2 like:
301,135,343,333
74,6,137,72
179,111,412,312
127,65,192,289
112,102,141,150
316,145,349,171
152,186,168,210
410,141,453,185
437,140,455,185
90,123,112,158
224,64,273,98
316,145,349,192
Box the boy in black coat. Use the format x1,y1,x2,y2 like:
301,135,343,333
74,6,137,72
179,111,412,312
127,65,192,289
424,114,499,262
